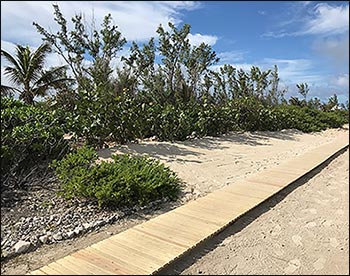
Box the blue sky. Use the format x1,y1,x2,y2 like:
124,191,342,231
1,1,349,103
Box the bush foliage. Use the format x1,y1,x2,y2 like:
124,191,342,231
1,98,68,179
51,146,181,207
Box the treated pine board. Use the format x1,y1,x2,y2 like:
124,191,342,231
112,228,186,260
108,236,178,267
70,249,129,275
174,202,241,226
83,247,146,275
46,262,77,275
135,219,209,244
148,211,219,233
91,238,162,274
181,199,249,218
169,208,227,227
55,256,106,275
214,188,266,202
39,264,63,275
68,253,116,275
246,172,301,187
201,191,262,210
224,181,281,198
222,187,269,200
132,224,195,249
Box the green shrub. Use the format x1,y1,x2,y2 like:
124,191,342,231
51,146,181,207
1,97,68,178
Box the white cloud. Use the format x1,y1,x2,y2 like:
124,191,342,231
0,1,203,46
262,3,349,38
217,50,245,63
188,33,218,46
331,74,349,88
262,58,326,84
303,3,349,35
210,63,255,73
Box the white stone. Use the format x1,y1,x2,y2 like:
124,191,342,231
13,240,31,254
66,231,75,239
39,235,48,244
52,233,63,241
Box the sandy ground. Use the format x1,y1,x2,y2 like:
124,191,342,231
100,128,348,198
160,149,349,275
1,127,348,275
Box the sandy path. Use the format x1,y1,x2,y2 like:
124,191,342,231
160,149,349,275
2,127,348,275
100,128,347,197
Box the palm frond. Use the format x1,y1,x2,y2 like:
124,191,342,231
1,84,21,96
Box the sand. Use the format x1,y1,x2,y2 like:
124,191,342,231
2,127,348,275
99,127,348,198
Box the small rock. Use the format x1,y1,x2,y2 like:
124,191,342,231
13,240,31,254
74,226,84,235
66,231,75,239
39,235,48,244
83,223,92,230
93,220,105,228
52,233,63,241
56,217,62,226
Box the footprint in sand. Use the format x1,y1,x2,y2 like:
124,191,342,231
301,208,317,215
284,259,301,274
313,257,326,271
271,224,282,236
323,220,334,227
292,235,303,246
330,237,338,248
305,221,317,228
309,208,317,214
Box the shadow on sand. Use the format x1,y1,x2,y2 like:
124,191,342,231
98,130,300,161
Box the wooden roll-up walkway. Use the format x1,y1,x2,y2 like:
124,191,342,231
29,132,349,275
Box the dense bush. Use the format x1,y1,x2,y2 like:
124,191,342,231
1,97,68,179
51,146,181,207
275,105,348,132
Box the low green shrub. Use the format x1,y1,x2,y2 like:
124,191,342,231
51,146,181,207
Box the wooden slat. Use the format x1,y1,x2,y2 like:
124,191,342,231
84,247,146,275
70,250,128,275
55,256,104,275
27,133,348,275
39,265,62,275
92,238,161,274
46,262,77,275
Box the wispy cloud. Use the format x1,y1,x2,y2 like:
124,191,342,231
303,3,349,36
217,50,246,63
0,1,205,45
262,2,349,38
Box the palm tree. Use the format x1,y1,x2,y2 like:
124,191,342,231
1,43,72,104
